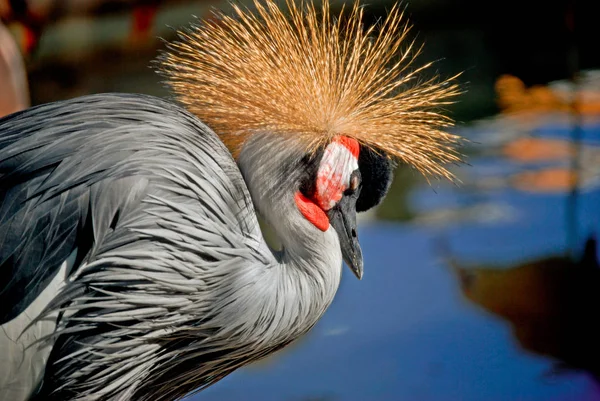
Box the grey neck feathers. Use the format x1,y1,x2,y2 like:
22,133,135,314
237,134,343,320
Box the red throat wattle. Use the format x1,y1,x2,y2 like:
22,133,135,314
295,192,329,231
295,136,360,231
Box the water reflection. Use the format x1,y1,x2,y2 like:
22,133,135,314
444,236,600,381
395,72,600,400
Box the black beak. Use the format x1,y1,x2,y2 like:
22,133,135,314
327,192,364,280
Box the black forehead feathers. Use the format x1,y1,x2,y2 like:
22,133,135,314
356,146,394,212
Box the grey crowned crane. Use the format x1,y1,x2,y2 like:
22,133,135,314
0,1,462,400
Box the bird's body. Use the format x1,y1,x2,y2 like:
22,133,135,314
0,93,344,400
0,0,463,399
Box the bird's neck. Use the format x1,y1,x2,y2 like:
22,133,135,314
236,135,343,329
266,193,343,294
255,196,343,339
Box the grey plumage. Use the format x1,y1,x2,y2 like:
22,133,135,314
0,0,462,395
0,93,344,400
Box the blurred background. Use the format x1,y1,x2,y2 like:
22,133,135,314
2,0,600,400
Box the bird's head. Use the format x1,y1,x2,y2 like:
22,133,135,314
157,0,464,278
232,131,392,279
292,136,392,279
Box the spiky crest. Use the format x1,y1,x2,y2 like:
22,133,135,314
158,0,463,180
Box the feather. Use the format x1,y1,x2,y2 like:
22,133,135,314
158,0,463,180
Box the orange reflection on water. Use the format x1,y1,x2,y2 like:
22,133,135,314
496,74,600,115
511,168,578,193
503,137,573,163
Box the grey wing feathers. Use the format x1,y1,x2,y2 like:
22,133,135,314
0,93,267,324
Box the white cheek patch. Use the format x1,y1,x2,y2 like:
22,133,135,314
315,136,359,211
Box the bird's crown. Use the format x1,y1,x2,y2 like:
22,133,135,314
158,0,463,180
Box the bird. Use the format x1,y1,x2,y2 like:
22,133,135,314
0,0,462,400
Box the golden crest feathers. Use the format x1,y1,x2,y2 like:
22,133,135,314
158,0,463,180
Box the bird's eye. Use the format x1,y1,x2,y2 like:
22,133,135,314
348,171,360,192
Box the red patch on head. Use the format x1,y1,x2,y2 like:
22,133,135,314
333,136,360,158
295,191,329,231
315,168,344,210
